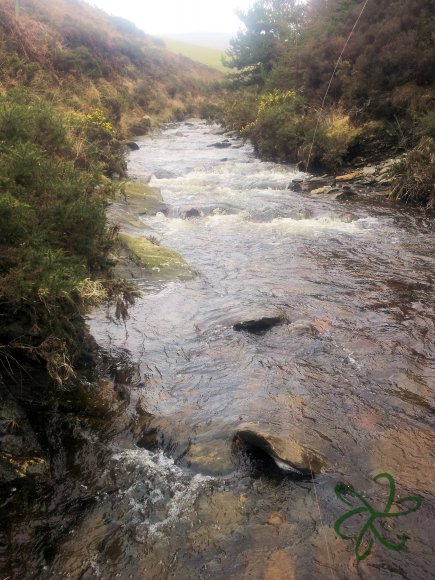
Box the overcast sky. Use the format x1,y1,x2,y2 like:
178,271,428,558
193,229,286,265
87,0,253,35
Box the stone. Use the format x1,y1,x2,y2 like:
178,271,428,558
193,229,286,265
335,170,362,181
186,440,234,474
289,179,303,192
126,141,140,151
208,141,231,149
183,208,201,218
287,322,318,337
362,165,377,175
310,186,330,195
233,316,285,335
266,513,285,526
235,425,326,474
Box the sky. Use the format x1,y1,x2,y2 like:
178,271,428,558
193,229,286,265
88,0,253,35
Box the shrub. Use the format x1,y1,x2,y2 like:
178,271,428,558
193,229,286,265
302,109,361,170
54,46,102,79
0,96,135,384
222,91,259,132
389,137,435,211
67,108,126,176
244,90,305,161
239,90,360,170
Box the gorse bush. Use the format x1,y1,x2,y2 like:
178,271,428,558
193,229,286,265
67,108,126,177
242,90,305,161
0,95,136,384
222,91,259,132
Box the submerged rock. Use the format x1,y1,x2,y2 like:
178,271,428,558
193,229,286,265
183,208,201,218
287,321,319,337
289,178,303,192
233,316,285,334
332,187,357,200
208,140,231,149
235,426,326,475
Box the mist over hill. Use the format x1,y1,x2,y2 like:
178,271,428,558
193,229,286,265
162,32,232,51
0,0,223,134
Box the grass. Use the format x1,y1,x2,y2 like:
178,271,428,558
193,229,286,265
162,37,227,72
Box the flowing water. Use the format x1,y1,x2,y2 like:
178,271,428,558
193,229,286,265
3,122,434,579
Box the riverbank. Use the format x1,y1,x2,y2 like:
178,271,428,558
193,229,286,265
300,157,403,201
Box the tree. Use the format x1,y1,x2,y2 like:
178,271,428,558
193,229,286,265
224,0,305,86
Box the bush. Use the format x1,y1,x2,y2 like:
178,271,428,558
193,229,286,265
244,90,305,161
0,95,134,384
239,90,360,170
302,109,361,170
54,47,102,79
222,91,259,132
67,108,127,176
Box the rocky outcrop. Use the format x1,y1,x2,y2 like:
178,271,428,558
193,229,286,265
235,425,326,475
296,155,406,201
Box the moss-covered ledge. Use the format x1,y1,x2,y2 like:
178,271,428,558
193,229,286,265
115,233,192,280
110,182,193,280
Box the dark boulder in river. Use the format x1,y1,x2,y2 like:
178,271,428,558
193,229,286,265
235,426,326,475
233,316,284,334
208,140,231,149
126,141,140,151
183,208,201,218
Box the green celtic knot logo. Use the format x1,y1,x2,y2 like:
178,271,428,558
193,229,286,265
334,472,422,561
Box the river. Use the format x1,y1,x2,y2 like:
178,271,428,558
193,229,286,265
4,121,435,578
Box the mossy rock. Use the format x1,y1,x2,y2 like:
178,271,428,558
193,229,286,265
122,182,166,216
116,232,192,280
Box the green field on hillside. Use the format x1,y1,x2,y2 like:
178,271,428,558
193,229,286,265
162,37,227,72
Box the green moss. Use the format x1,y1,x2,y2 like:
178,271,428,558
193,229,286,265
118,233,192,278
122,182,166,215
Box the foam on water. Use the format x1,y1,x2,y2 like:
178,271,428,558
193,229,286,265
112,449,214,539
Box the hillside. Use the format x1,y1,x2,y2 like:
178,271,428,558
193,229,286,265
162,36,227,72
0,0,223,134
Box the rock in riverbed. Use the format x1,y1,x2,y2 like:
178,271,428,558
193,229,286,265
235,426,326,475
208,140,231,149
233,316,285,334
126,141,140,151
